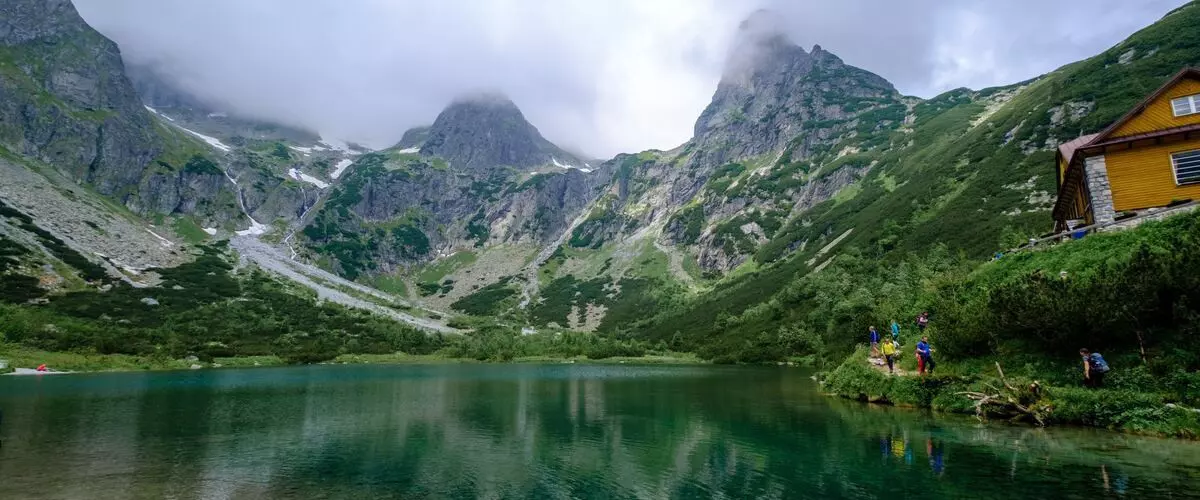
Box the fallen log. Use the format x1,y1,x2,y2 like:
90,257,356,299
957,362,1049,426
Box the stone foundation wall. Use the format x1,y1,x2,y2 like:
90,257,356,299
1099,202,1199,232
1084,155,1116,225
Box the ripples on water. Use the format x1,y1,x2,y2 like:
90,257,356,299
2,364,1199,499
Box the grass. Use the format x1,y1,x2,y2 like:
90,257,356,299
171,217,211,245
831,183,862,205
363,274,409,297
627,241,671,281
0,344,193,372
417,251,478,283
681,250,705,282
0,345,703,373
821,348,1200,438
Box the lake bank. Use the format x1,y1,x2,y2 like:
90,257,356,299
0,345,704,375
820,348,1200,439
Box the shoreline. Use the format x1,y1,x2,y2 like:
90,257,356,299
819,352,1200,440
0,347,706,376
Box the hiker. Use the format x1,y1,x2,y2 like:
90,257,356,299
916,336,935,375
890,320,901,343
1080,348,1110,388
916,312,930,332
880,335,897,373
868,326,881,357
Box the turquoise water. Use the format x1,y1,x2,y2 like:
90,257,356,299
2,364,1199,499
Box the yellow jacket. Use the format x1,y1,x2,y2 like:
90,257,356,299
881,341,897,356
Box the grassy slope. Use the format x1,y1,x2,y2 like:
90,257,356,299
632,2,1200,347
821,209,1200,437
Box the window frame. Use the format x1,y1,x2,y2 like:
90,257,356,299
1172,94,1200,117
1171,148,1200,186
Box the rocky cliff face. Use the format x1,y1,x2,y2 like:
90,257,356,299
418,94,588,172
300,97,603,279
563,17,906,272
0,0,238,224
0,0,158,188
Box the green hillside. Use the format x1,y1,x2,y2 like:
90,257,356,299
626,1,1200,357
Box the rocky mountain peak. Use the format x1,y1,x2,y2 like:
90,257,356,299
720,9,811,87
686,11,899,167
419,93,584,171
0,0,161,189
0,0,80,45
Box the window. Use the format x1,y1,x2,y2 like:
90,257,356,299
1173,149,1200,185
1172,94,1200,117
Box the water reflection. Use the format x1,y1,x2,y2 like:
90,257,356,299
1,364,1198,499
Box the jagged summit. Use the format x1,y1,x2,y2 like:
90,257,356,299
688,11,899,166
720,9,808,86
418,93,586,171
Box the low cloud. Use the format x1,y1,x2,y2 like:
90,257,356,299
74,0,1185,158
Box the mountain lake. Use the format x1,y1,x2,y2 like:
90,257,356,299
2,364,1199,499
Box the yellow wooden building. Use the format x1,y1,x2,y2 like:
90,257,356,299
1053,68,1200,231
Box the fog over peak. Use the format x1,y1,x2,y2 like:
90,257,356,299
74,0,1185,158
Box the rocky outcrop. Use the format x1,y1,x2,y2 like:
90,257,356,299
419,94,587,172
396,126,431,149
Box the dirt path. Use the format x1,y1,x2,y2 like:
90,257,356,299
867,354,913,377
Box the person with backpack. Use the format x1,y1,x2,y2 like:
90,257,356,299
1080,348,1110,388
868,326,881,357
890,320,901,344
916,312,930,332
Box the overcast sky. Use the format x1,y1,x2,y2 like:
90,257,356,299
74,0,1186,158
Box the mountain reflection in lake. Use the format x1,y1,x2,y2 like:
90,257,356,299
2,364,1199,499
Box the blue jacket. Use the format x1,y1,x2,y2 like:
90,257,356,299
916,341,931,357
870,330,880,343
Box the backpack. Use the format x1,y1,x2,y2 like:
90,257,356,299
1090,353,1110,373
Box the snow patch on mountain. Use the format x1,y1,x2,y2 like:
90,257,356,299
144,229,175,248
330,159,354,179
235,219,269,236
552,157,592,173
179,127,231,152
288,168,330,189
318,137,363,156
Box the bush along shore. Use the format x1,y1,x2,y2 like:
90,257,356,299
818,212,1200,438
821,348,1200,438
0,346,701,375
